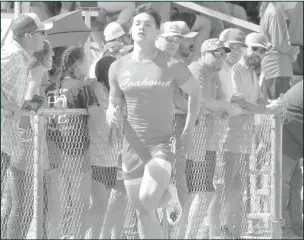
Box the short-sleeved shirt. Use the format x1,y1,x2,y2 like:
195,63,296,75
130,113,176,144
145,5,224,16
188,60,223,151
1,40,36,161
225,60,264,154
218,61,233,102
260,4,293,79
282,81,303,161
45,81,99,156
109,50,191,144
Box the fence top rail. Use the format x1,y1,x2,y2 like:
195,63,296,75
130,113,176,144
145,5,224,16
1,108,88,117
174,2,260,33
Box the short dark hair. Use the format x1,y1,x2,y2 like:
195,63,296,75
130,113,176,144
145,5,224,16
134,3,161,29
95,56,117,92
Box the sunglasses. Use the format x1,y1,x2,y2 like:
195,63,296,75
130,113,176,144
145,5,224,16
160,35,183,44
251,46,267,54
228,45,245,52
207,50,227,58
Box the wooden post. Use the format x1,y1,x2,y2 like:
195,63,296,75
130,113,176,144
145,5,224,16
33,115,44,239
271,115,283,239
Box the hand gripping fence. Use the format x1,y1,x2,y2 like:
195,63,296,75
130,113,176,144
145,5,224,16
1,109,283,239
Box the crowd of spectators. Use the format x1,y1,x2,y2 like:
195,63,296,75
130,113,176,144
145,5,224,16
1,2,302,239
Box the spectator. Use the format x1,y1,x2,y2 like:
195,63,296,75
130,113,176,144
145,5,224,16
221,33,283,238
259,2,299,99
283,2,303,77
185,38,237,238
170,8,211,61
87,55,127,239
155,21,198,238
209,28,247,238
218,28,247,102
44,45,104,239
1,13,53,239
89,21,133,79
281,81,303,239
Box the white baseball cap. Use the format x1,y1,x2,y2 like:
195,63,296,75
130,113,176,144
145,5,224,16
12,13,53,37
160,21,198,38
104,22,126,42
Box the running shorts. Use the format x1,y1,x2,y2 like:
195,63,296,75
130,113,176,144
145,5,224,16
121,137,176,180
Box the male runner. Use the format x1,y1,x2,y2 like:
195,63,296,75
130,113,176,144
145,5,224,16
106,4,201,239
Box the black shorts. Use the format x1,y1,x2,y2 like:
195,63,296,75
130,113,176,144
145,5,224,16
91,166,117,189
186,150,217,193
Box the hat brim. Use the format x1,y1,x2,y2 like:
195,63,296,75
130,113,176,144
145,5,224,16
36,22,53,32
183,31,198,38
249,43,268,51
226,40,247,47
160,32,183,38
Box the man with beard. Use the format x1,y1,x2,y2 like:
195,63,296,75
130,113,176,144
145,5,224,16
218,33,284,238
185,39,239,239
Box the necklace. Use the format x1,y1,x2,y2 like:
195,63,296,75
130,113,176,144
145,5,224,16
132,49,158,63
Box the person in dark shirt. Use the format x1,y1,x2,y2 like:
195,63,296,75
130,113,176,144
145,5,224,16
44,45,102,239
281,81,303,239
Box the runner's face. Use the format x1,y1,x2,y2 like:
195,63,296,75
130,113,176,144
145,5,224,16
132,13,158,43
178,38,194,58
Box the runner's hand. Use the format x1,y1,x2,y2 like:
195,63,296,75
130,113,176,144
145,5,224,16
180,130,193,155
106,105,123,128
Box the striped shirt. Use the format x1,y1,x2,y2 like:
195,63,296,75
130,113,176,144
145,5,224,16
1,40,36,107
1,40,35,165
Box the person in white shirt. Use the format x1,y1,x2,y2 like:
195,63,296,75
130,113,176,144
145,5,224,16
214,33,283,238
209,28,247,238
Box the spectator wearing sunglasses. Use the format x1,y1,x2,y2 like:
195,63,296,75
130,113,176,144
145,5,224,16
155,21,198,231
221,33,284,238
1,13,53,239
185,39,238,238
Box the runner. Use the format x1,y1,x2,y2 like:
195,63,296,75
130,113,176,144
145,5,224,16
106,4,201,238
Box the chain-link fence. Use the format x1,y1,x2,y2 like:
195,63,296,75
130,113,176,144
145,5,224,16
1,109,283,239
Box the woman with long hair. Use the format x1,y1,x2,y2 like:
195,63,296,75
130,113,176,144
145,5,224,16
44,45,103,239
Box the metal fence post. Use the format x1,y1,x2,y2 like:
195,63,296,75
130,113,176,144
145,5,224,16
271,115,283,239
33,115,44,239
